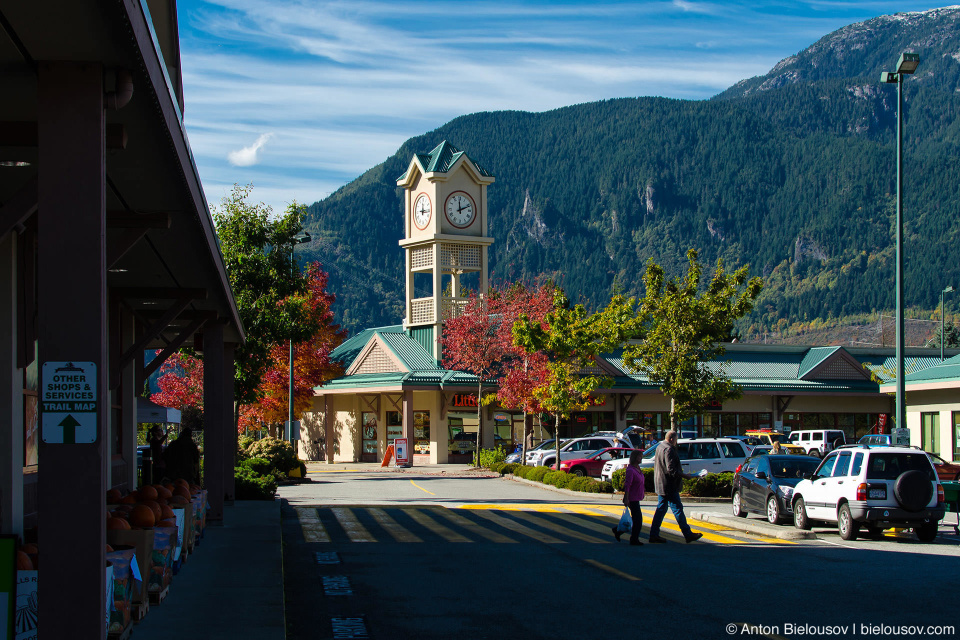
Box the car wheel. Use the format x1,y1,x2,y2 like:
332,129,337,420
572,467,586,477
808,450,821,458
837,503,860,541
766,495,781,524
793,497,811,530
894,470,933,512
916,521,938,542
732,491,746,518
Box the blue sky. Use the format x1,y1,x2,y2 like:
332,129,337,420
176,0,949,215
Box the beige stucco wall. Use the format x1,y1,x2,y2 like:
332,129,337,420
904,388,959,461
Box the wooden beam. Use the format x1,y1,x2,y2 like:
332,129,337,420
141,313,215,380
106,211,171,229
618,393,636,421
0,175,38,239
107,228,148,269
0,121,127,149
119,296,194,369
112,287,208,300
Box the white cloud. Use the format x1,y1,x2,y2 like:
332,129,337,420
227,133,274,166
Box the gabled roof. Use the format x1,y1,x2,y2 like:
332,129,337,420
900,352,960,384
396,141,495,186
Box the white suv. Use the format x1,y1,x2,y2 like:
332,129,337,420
599,438,749,482
791,445,946,541
788,429,846,458
527,436,621,468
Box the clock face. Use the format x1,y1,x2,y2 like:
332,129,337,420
445,192,476,228
413,193,432,229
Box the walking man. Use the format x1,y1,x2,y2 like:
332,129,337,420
648,430,703,543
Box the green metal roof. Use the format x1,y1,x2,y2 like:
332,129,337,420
902,353,960,384
396,140,494,182
797,346,842,378
379,332,440,371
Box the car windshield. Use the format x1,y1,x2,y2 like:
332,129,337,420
643,445,658,459
769,457,820,478
866,453,935,481
532,440,555,451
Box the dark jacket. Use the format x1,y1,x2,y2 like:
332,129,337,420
653,441,683,496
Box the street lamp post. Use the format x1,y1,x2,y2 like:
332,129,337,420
288,230,311,442
941,285,954,361
882,52,919,431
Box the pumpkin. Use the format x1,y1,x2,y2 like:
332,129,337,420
169,495,189,506
129,505,155,528
153,484,173,500
138,485,158,501
160,504,175,520
156,519,176,528
139,500,162,521
108,517,132,530
106,488,122,503
106,544,114,553
16,550,33,570
20,543,37,555
175,478,190,488
119,494,137,505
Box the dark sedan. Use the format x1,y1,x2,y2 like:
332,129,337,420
733,455,821,524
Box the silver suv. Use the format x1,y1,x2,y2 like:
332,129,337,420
791,445,946,541
527,436,621,467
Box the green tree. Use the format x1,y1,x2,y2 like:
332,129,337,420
212,184,322,413
925,322,960,350
623,248,763,429
512,289,633,466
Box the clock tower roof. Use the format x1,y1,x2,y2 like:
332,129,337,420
396,140,494,187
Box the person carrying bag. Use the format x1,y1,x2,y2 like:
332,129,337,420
613,449,646,546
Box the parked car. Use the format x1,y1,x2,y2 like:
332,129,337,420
791,445,946,541
600,437,750,481
523,439,560,465
788,429,847,458
858,434,892,446
928,452,960,481
527,436,621,468
733,454,821,524
552,447,641,477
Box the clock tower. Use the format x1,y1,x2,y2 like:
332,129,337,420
397,141,495,360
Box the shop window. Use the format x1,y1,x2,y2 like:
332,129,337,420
414,411,430,454
801,413,820,428
921,412,940,454
447,412,478,456
952,413,960,457
386,411,403,448
493,413,515,450
361,412,378,457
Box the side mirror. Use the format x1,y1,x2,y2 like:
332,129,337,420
803,473,814,480
755,471,767,480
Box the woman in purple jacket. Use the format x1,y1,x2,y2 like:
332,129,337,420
613,449,646,545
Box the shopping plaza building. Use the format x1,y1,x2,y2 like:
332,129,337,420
304,143,960,466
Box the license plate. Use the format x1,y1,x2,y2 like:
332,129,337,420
868,488,886,499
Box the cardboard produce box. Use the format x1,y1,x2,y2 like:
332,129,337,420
106,530,153,605
149,527,177,592
106,545,138,633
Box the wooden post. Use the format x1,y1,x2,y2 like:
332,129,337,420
204,323,225,522
224,342,236,502
37,61,108,640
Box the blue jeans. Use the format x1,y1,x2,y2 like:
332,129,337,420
649,492,692,539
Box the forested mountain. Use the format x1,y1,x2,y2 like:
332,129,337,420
301,7,960,338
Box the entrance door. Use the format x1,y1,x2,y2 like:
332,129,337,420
361,412,378,462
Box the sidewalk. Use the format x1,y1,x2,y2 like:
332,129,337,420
133,501,284,640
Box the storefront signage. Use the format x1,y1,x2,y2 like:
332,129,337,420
451,394,478,408
704,399,723,411
40,362,97,443
395,438,409,466
493,413,509,422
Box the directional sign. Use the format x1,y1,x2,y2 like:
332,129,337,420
41,361,97,444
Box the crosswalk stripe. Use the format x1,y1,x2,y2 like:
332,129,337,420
368,508,423,543
469,509,566,544
509,510,609,544
406,509,471,543
431,509,517,544
295,506,331,543
331,507,375,542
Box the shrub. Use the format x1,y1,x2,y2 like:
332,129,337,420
512,465,532,479
683,472,735,497
474,445,507,468
542,470,564,487
245,437,300,475
499,463,518,476
234,466,277,500
528,466,550,483
567,476,594,492
579,478,601,493
237,435,255,461
611,468,627,492
597,481,614,494
642,467,655,492
240,457,274,477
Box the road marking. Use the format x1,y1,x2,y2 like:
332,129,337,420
431,509,517,544
406,509,471,542
583,559,641,581
369,507,423,543
331,508,375,542
509,510,609,543
469,509,566,544
295,506,332,543
331,617,369,639
315,551,340,565
410,479,435,495
322,575,353,596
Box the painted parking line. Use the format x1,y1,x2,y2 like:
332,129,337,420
468,509,567,544
368,507,423,543
508,509,610,544
405,508,472,543
431,508,518,544
295,506,332,543
583,558,642,581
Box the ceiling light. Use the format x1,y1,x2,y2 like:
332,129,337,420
0,161,31,167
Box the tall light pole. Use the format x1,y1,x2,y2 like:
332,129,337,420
882,52,919,431
941,285,954,361
288,230,311,442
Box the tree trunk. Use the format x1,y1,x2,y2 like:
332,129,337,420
554,413,561,470
670,397,677,432
476,380,483,467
